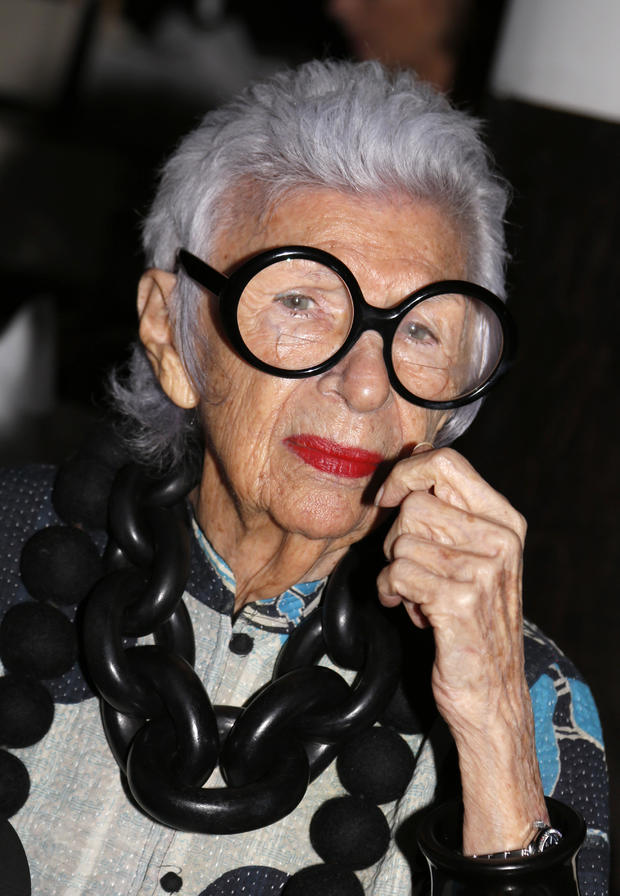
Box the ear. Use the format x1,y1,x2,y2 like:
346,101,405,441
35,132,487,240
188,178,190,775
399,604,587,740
137,269,199,409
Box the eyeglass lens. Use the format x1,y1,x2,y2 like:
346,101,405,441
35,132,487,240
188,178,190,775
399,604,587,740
236,258,504,402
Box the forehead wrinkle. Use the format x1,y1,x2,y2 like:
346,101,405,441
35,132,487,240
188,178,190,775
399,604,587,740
322,229,467,308
327,241,452,296
213,188,468,298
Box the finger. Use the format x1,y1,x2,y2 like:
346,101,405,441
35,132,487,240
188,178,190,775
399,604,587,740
379,533,522,611
376,448,526,545
377,554,483,617
383,492,524,561
402,601,431,629
384,537,511,591
376,556,436,612
377,447,471,509
377,561,520,670
374,571,430,628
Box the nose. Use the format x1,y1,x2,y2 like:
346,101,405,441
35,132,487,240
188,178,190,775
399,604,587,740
317,331,392,413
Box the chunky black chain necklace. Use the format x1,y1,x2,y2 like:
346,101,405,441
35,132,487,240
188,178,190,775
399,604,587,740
0,425,586,895
0,429,421,895
83,459,406,836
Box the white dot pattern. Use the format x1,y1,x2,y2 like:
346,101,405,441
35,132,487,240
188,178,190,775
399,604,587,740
0,466,610,895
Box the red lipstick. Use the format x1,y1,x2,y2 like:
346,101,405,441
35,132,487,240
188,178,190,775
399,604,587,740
284,435,384,479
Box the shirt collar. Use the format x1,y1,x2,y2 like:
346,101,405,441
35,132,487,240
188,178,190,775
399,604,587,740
191,514,327,633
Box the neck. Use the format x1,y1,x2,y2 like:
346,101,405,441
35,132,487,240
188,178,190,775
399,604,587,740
192,471,351,612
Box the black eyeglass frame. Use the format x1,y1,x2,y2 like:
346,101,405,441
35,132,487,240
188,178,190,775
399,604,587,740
176,245,516,410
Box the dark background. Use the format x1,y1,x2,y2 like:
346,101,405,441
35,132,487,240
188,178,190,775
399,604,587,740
0,1,617,891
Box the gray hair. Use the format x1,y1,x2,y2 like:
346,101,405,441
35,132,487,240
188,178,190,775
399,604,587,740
110,59,508,469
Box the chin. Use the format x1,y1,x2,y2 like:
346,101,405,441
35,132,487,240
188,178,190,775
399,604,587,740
276,490,377,542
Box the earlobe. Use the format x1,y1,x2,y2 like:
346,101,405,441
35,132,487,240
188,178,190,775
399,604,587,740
137,269,199,409
158,346,200,409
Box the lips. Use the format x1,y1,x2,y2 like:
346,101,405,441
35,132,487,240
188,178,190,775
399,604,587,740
284,435,384,479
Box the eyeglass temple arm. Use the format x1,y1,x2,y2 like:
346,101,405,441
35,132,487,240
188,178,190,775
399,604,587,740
175,249,228,295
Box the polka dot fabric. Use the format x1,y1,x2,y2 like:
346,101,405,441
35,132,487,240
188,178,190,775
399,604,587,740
0,466,95,704
524,620,610,896
198,866,288,895
0,466,610,895
0,466,57,609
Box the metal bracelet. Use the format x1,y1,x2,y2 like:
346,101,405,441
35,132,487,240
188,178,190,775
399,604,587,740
525,821,563,855
472,821,563,860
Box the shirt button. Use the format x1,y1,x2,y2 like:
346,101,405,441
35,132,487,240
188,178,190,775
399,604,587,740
229,632,254,655
160,871,182,892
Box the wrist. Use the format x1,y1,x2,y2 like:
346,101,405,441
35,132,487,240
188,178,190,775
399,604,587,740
454,710,548,854
417,797,585,896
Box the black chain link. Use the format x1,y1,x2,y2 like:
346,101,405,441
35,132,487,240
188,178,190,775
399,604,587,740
81,463,402,834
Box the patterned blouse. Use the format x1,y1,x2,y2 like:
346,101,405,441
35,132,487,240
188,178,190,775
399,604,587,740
0,466,610,895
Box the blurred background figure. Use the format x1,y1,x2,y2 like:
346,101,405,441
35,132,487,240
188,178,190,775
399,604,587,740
327,0,507,108
327,0,470,92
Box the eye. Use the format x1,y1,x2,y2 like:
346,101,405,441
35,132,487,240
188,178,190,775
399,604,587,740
275,293,315,312
406,321,436,342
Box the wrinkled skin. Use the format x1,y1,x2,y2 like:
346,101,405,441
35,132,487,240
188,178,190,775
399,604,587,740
138,187,547,855
376,445,546,851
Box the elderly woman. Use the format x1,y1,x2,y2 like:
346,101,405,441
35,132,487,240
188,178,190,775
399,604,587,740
0,61,609,895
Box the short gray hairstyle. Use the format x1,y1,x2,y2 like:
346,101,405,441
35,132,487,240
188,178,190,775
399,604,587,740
110,59,508,469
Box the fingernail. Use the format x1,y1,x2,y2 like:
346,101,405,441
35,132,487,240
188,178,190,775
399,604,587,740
374,484,385,505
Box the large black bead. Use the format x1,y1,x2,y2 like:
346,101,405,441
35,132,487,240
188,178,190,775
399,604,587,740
0,676,54,748
20,525,101,606
282,864,364,896
309,796,390,869
77,421,131,470
53,456,117,530
337,725,415,804
0,602,77,679
0,750,30,820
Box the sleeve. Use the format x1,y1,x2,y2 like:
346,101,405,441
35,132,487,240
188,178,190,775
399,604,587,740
524,620,610,896
0,464,96,702
0,465,59,615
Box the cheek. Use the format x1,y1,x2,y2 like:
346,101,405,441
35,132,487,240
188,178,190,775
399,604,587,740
200,343,298,467
396,402,436,450
198,301,300,413
205,370,281,446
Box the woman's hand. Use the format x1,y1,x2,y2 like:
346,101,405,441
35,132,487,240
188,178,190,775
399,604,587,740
375,446,548,855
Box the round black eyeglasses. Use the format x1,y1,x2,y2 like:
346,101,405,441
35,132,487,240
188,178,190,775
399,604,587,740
175,246,516,410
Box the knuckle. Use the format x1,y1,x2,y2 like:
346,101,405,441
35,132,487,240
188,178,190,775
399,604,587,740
507,523,524,553
453,585,478,614
392,533,415,559
382,529,394,557
433,446,472,475
385,560,406,594
474,555,499,589
436,543,457,565
401,488,425,509
496,522,525,557
514,509,528,540
399,492,432,526
433,446,459,474
501,502,527,542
